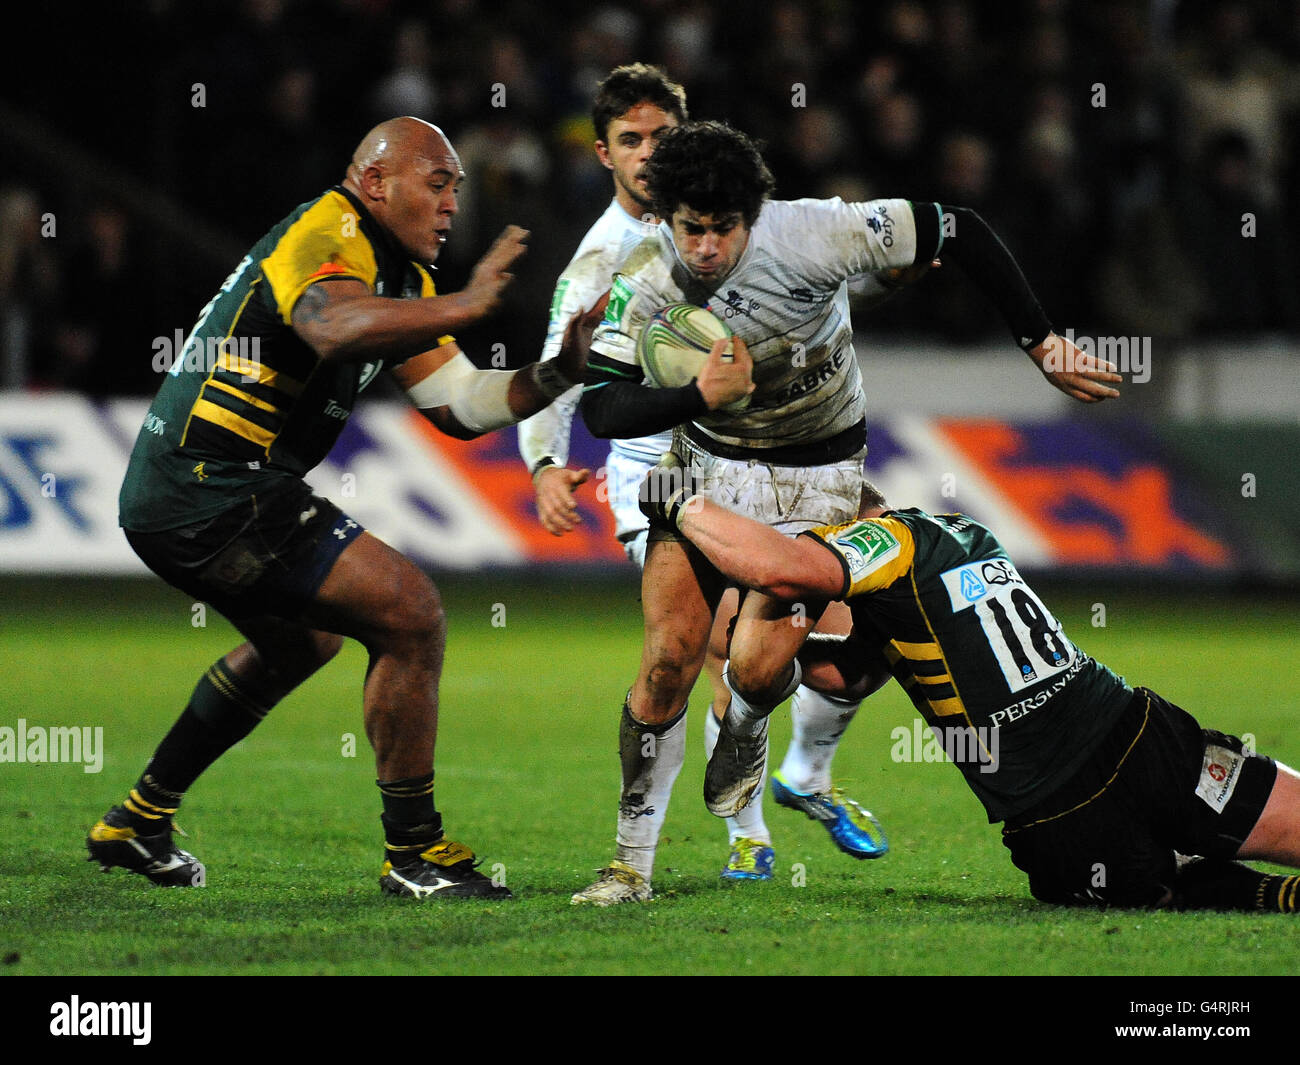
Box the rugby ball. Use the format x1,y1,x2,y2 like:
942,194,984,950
636,303,749,411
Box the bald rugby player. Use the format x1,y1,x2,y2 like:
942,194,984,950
90,118,587,900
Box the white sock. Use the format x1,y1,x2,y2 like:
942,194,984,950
722,659,801,739
778,685,861,794
705,708,771,845
613,702,687,881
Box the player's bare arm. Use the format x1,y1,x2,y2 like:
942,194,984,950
381,252,598,440
680,497,844,601
289,226,528,363
641,465,843,600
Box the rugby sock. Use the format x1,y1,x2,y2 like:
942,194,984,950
1176,858,1300,912
723,660,802,740
613,699,687,881
705,708,771,845
1258,873,1300,913
378,772,443,866
122,660,274,831
777,685,861,794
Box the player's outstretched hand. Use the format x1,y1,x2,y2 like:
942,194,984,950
534,465,591,536
695,335,755,411
462,225,529,320
1028,332,1122,403
555,290,610,386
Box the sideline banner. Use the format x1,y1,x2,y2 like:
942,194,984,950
0,395,1271,577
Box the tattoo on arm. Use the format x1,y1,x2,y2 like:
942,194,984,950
294,284,330,325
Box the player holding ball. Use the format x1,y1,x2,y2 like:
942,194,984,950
573,120,1121,904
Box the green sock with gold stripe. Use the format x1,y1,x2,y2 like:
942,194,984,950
119,659,274,832
1255,873,1300,913
379,772,443,867
1177,858,1300,913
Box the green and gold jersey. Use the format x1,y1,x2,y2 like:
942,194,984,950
119,186,453,532
804,509,1132,822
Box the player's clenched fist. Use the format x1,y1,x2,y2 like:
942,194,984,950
695,334,754,411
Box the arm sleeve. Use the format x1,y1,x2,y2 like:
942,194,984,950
582,267,709,438
931,204,1053,350
579,367,709,439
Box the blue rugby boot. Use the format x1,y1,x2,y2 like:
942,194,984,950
770,770,889,859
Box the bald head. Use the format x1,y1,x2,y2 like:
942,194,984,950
343,117,464,264
346,117,461,186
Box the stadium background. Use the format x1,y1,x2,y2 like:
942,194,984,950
3,0,1298,578
2,0,1299,983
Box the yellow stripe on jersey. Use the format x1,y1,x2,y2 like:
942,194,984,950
204,378,281,415
892,638,943,661
412,262,457,348
909,567,973,725
261,190,379,324
927,696,968,718
248,366,306,397
190,398,276,450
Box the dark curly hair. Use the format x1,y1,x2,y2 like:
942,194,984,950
644,121,775,227
592,64,688,143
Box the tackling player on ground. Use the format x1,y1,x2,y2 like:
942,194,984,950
642,468,1300,912
90,117,585,899
576,121,1120,905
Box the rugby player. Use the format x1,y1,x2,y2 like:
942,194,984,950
641,470,1300,911
88,117,586,899
576,121,1121,904
521,67,888,899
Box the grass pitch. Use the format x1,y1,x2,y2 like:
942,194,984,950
2,575,1298,978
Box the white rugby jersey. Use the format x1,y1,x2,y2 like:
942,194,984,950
590,197,935,449
517,199,673,469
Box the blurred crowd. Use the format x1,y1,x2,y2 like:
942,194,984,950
3,0,1298,395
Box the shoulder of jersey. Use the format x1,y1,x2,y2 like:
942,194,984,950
563,204,653,276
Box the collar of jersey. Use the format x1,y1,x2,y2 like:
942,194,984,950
330,184,419,271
